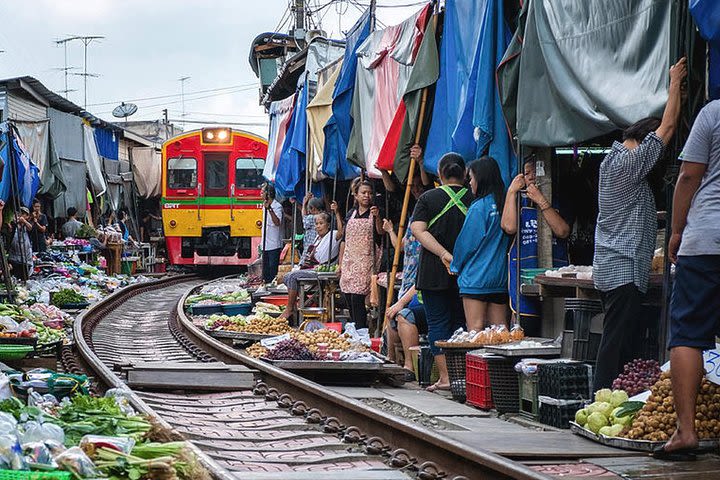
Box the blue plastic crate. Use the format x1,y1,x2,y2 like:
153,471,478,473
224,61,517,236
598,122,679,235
222,303,253,316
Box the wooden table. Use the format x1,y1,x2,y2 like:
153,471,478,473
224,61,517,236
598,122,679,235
106,243,123,275
532,273,664,301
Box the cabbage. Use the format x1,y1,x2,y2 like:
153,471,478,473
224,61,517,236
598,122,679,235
586,402,602,414
610,389,629,408
613,413,633,427
595,388,612,403
575,408,588,426
586,412,609,434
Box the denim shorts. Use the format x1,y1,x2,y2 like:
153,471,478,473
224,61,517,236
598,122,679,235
392,305,428,334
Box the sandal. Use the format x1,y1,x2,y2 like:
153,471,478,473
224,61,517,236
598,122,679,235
651,444,714,461
425,381,451,392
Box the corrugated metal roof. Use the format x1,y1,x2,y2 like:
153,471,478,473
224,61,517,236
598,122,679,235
0,76,156,146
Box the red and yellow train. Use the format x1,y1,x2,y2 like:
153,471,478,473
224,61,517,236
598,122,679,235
161,127,268,266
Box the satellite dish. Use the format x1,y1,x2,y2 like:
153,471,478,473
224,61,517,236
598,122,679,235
112,102,138,120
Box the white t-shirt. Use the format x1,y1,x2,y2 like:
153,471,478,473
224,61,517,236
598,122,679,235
312,230,340,264
261,200,284,251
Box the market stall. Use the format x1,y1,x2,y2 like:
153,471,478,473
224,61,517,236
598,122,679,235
186,279,405,386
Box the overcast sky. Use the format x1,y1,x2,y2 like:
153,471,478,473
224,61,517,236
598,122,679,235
0,0,421,136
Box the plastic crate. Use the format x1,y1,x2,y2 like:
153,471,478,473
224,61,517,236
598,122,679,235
0,471,72,480
190,304,224,315
487,357,520,413
466,351,493,409
537,362,591,400
538,396,584,429
444,347,477,402
564,299,603,363
519,373,538,419
222,303,253,316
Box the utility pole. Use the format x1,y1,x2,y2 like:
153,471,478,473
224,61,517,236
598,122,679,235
178,76,190,130
162,108,169,140
67,35,104,109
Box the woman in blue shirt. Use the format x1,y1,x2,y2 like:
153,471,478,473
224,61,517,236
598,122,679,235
450,157,510,331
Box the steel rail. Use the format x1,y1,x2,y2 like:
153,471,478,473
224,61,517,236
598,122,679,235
174,281,551,480
72,275,238,480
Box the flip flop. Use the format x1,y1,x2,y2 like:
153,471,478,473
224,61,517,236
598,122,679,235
651,445,714,461
425,382,451,392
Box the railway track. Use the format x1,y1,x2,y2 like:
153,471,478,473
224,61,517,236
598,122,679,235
71,274,551,480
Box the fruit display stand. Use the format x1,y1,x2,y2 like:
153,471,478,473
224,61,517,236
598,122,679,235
570,421,719,452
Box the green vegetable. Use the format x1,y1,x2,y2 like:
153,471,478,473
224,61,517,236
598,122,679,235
51,288,87,307
613,400,645,418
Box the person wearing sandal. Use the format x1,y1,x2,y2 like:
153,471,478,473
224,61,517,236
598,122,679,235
280,211,342,321
656,96,720,462
411,152,473,392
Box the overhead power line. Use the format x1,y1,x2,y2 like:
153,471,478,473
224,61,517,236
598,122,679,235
167,118,268,127
87,83,257,107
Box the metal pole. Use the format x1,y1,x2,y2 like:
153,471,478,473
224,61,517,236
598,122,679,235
290,199,298,268
515,143,523,327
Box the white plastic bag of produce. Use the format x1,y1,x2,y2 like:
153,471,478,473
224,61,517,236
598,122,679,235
0,374,11,401
344,323,371,347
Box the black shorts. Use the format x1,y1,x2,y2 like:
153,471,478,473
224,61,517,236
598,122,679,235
461,292,509,305
669,255,720,350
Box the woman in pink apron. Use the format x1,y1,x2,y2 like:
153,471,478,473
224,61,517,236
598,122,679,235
338,180,382,329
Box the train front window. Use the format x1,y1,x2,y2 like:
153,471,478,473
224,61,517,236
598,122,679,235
168,157,197,189
204,152,229,197
235,158,265,189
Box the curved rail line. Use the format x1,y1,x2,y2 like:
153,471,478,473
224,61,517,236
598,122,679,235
72,275,551,480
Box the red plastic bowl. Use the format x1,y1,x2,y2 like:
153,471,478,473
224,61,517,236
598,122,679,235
260,295,288,307
324,322,342,333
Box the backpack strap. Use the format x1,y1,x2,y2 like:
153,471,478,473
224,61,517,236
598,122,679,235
428,185,468,228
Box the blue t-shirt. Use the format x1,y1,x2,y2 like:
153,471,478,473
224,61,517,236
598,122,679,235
450,195,510,295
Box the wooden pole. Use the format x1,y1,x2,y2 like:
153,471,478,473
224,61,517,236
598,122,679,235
383,87,429,326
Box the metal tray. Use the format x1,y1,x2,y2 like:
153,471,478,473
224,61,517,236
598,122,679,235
484,340,561,357
262,358,384,370
203,329,275,341
570,422,720,452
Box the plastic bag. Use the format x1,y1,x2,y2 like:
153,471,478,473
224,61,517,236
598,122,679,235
0,316,20,332
104,389,136,416
0,434,28,470
80,435,135,456
0,412,17,436
23,441,56,469
19,421,65,445
55,447,98,477
0,374,11,401
344,323,371,347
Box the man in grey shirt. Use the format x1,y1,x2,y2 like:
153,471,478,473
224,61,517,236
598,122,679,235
657,99,720,460
61,207,83,239
592,58,686,390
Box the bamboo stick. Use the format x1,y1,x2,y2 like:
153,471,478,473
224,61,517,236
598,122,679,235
383,86,429,327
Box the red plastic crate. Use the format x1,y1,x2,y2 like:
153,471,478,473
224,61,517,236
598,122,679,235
466,352,493,409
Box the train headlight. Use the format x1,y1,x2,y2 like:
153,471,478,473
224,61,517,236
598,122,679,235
169,220,177,228
202,127,231,144
256,220,262,228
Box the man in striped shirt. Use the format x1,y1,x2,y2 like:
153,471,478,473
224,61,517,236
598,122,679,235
592,58,687,390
